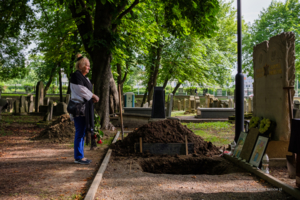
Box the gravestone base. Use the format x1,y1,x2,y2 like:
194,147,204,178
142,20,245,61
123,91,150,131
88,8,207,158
265,141,292,158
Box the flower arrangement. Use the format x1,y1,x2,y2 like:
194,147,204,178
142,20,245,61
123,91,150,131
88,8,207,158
249,116,260,129
259,118,271,134
94,112,103,144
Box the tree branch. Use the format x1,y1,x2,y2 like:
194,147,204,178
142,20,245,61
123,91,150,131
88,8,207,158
112,0,139,32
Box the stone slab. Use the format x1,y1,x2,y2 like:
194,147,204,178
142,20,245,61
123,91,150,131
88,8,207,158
198,108,235,118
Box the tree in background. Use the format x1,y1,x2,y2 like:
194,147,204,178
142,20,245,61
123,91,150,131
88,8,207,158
0,0,35,81
243,0,300,77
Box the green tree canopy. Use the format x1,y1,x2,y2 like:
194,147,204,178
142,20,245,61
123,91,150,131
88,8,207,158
243,0,300,77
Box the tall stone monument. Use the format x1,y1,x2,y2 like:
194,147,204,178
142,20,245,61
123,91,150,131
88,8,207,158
35,81,44,112
253,32,295,157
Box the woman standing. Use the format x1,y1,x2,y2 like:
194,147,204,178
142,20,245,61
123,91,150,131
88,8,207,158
70,54,99,165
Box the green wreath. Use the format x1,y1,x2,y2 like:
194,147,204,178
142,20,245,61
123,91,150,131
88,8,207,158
259,118,271,133
249,117,260,129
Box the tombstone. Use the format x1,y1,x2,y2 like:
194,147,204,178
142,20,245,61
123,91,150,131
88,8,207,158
213,99,218,108
167,93,173,117
19,96,26,113
44,97,50,106
54,102,68,116
183,98,187,111
196,107,201,116
27,95,34,112
35,81,44,112
149,100,153,108
45,100,54,121
205,94,210,108
5,98,13,113
253,32,295,158
65,94,70,105
195,99,200,109
151,87,166,118
189,96,195,112
294,100,300,109
14,100,20,114
216,89,222,96
0,99,8,120
25,100,28,113
178,100,181,111
247,97,253,113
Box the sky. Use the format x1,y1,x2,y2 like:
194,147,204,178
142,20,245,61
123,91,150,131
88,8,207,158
227,0,286,24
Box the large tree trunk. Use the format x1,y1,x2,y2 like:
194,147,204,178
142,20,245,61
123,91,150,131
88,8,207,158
58,66,63,102
44,65,57,96
116,62,129,103
109,70,119,113
141,87,148,107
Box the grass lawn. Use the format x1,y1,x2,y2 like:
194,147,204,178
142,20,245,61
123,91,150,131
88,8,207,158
182,122,235,147
171,111,195,117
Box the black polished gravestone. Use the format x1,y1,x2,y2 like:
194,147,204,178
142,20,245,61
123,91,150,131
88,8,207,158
151,87,165,118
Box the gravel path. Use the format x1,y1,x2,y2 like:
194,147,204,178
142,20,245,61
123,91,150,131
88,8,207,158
95,156,296,200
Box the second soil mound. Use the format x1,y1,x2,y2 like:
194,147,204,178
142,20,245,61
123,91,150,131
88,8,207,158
112,119,220,156
35,114,75,143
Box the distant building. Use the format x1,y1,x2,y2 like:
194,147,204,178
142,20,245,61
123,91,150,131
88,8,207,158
244,74,253,96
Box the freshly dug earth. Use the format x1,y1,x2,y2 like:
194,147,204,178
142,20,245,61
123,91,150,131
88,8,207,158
112,119,220,156
34,114,75,143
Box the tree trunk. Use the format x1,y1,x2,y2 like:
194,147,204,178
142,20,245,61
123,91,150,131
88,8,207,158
44,65,57,96
141,87,148,107
109,70,119,113
172,82,181,95
147,43,163,104
58,67,63,102
162,78,169,89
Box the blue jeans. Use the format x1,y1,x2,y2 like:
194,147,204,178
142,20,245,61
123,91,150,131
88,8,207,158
74,116,86,160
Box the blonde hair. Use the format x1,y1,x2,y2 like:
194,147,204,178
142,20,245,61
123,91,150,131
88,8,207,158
75,53,89,71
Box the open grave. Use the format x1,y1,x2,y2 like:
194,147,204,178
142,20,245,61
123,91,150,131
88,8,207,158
111,119,245,175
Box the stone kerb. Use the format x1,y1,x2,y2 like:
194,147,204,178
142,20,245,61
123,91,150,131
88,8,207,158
253,32,295,142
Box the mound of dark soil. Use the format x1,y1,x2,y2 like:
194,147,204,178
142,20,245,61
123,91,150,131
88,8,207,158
112,119,220,156
35,114,75,143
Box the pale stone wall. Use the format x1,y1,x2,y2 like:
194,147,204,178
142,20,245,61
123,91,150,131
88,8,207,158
253,32,295,141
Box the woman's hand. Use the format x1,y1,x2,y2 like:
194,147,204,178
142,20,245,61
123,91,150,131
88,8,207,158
92,94,99,103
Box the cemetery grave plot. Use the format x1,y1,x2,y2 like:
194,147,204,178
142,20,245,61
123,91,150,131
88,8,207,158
96,120,296,200
111,119,241,175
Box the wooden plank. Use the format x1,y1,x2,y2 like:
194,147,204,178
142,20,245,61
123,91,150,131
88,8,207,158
84,131,120,200
185,135,188,155
135,143,194,155
139,137,142,153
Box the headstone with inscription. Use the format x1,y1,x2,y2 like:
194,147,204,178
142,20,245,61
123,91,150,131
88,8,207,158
35,81,44,112
253,32,295,158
